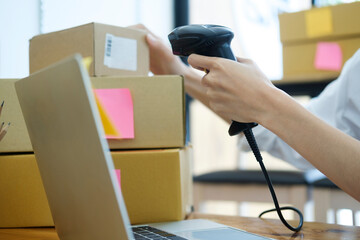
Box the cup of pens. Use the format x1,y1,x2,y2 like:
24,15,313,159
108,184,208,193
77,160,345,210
0,100,10,142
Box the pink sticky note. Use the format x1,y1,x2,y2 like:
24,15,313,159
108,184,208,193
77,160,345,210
115,169,121,190
95,88,134,139
314,42,343,71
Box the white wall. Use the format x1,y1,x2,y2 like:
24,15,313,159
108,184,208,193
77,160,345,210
41,0,173,40
0,0,40,78
0,0,173,78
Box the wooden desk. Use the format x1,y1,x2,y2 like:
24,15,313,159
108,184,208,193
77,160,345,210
188,213,360,239
1,213,359,240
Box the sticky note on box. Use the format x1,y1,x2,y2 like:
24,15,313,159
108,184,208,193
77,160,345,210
94,88,134,139
314,42,343,71
305,8,333,38
115,169,121,190
94,93,120,137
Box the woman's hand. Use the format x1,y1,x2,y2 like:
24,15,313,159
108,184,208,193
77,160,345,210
187,53,360,201
187,54,278,125
129,24,189,76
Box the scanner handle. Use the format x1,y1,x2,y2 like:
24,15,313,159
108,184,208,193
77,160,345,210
228,121,258,136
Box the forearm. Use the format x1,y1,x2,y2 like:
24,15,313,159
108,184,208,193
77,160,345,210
262,88,360,201
239,125,316,171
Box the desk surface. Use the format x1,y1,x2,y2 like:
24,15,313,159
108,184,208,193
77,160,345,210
1,213,359,240
188,213,360,239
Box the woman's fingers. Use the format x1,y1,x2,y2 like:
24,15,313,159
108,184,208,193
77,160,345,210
188,54,219,72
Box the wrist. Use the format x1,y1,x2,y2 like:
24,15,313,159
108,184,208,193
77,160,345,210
257,86,291,130
169,57,189,76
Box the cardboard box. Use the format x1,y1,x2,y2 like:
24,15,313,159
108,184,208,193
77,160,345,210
112,148,193,224
30,22,149,76
92,76,186,149
279,2,360,44
0,154,54,227
279,2,360,81
0,148,192,227
0,76,185,152
0,79,33,153
282,37,360,81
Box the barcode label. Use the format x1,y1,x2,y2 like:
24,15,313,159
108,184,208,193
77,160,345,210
105,34,112,57
103,33,137,71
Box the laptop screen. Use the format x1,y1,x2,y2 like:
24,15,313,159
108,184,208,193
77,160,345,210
15,55,133,240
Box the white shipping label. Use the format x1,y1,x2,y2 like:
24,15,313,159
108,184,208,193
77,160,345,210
104,33,137,71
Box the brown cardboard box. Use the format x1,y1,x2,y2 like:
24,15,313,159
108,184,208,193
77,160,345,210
0,79,32,153
30,22,149,76
112,148,193,224
282,37,360,81
279,2,360,81
0,148,192,227
0,76,185,152
92,76,186,149
279,2,360,44
0,154,54,227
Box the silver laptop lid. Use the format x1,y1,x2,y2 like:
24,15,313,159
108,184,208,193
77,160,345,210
15,55,133,240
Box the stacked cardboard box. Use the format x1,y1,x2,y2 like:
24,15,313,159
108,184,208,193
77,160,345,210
0,23,192,227
0,76,185,153
279,2,360,82
30,22,150,76
91,76,185,149
0,149,192,227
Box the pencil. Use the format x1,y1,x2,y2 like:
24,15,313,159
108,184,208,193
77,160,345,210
0,101,4,119
0,122,4,133
0,122,10,142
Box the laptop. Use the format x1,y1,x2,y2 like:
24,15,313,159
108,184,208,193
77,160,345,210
15,55,271,240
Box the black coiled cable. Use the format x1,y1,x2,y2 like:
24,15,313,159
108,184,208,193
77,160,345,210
243,128,303,232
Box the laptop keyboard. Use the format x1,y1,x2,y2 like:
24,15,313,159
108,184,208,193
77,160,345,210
132,226,188,240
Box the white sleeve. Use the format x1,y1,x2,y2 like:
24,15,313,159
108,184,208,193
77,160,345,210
239,48,360,171
238,125,316,171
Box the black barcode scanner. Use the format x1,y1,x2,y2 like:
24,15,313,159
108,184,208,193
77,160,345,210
168,24,257,136
168,24,303,232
